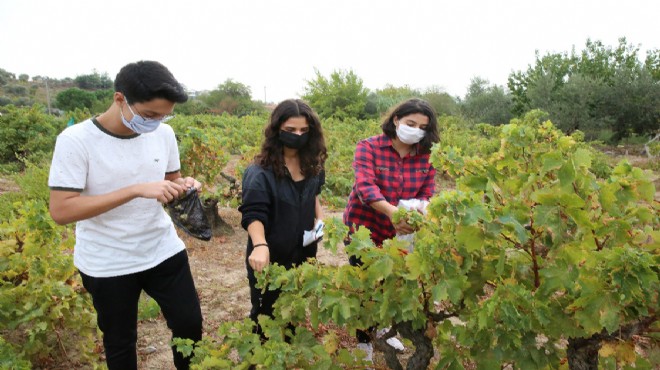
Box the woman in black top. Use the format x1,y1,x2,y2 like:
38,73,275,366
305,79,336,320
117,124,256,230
239,99,327,331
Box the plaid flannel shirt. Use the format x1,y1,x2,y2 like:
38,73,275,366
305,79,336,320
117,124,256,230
343,134,436,246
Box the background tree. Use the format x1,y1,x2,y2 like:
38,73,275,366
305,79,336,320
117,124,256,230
645,48,660,80
508,38,660,141
601,68,660,141
4,84,28,96
0,68,16,86
461,77,513,125
365,84,418,117
0,105,59,166
55,88,97,112
174,98,209,115
422,86,459,117
199,79,265,116
74,70,112,90
302,69,369,119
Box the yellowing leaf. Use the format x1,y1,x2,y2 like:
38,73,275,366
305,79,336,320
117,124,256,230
599,342,616,357
322,331,339,354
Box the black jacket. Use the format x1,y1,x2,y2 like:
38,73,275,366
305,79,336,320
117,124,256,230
239,164,324,270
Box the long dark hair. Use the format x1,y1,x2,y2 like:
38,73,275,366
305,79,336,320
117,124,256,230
381,98,440,154
255,99,327,178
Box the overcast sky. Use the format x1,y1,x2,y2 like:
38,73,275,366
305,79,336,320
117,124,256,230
1,0,658,103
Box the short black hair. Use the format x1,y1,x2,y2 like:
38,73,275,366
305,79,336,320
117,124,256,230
114,61,188,104
381,98,440,154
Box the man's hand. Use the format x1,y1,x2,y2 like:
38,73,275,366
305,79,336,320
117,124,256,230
138,181,184,203
248,246,270,272
174,176,202,191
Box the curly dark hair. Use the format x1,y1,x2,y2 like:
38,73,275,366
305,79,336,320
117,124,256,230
255,99,327,178
381,98,440,154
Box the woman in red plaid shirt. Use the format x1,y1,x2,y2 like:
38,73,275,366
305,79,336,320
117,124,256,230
343,98,440,359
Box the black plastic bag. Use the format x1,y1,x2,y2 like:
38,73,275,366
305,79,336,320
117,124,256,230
167,188,212,241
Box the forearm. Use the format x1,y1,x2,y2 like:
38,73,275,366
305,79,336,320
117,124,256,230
369,199,398,219
247,220,267,246
315,196,323,221
49,186,140,225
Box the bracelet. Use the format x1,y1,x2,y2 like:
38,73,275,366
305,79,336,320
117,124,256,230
253,243,269,249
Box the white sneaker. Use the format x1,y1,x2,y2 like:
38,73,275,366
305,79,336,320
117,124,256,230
377,328,405,352
356,342,373,362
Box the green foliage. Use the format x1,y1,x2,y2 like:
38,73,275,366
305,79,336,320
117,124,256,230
0,105,59,165
645,48,660,80
364,85,458,119
436,115,501,160
0,158,52,221
508,37,660,140
199,79,265,116
421,86,459,117
600,68,660,141
169,114,266,201
175,317,369,369
176,99,209,115
55,87,99,112
74,71,112,90
302,69,370,120
184,111,658,369
0,336,31,370
461,77,513,125
364,84,419,117
321,117,381,207
0,200,100,367
0,68,16,86
138,294,161,321
4,84,28,96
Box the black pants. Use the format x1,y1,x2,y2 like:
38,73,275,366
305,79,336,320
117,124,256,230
247,264,299,342
247,266,281,334
80,250,203,370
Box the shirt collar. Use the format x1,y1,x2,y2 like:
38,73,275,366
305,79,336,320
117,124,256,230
376,134,419,155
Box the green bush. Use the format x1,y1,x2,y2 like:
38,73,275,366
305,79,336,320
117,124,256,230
0,105,59,165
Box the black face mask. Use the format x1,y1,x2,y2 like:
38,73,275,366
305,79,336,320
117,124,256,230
279,131,309,149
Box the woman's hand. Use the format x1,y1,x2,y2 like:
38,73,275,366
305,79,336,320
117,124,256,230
392,216,415,235
372,200,416,235
248,246,270,272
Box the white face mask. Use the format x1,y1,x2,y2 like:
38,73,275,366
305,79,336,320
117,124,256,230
396,122,426,144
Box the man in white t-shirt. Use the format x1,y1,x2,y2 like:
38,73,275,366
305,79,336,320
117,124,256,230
48,61,203,370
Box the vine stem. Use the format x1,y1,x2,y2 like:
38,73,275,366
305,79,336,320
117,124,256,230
54,323,70,360
529,216,540,289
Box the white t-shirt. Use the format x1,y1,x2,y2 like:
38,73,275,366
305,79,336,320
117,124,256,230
48,118,185,277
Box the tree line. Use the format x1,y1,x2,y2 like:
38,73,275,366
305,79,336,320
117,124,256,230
1,37,658,143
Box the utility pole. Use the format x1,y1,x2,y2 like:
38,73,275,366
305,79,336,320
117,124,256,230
264,86,267,104
44,77,52,114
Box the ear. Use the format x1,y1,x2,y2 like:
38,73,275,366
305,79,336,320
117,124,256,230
113,92,126,105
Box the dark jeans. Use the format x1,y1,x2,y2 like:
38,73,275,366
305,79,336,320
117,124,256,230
80,250,203,370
